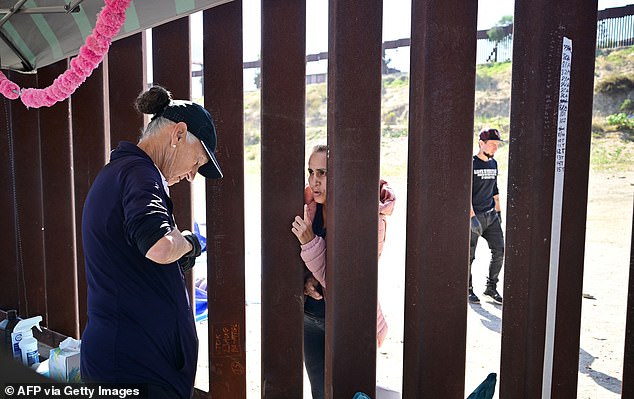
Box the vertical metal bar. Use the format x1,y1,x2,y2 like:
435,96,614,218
260,0,306,397
548,4,597,398
39,59,80,339
151,17,195,297
501,2,559,396
325,0,382,397
108,32,147,146
0,86,19,310
402,0,477,398
501,1,598,398
152,16,193,231
501,4,559,396
71,61,109,335
203,2,246,398
624,196,634,399
7,71,47,320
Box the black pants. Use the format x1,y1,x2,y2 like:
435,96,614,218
469,209,505,290
304,313,325,399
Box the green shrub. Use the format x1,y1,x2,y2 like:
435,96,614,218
384,111,397,125
620,98,634,113
590,136,634,171
382,126,407,138
476,61,512,79
383,75,409,89
605,46,634,66
606,113,634,130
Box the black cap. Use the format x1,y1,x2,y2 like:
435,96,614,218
479,128,503,141
160,101,223,179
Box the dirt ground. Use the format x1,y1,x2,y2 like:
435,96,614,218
374,170,633,399
194,169,633,398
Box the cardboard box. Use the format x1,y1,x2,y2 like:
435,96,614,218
48,338,81,383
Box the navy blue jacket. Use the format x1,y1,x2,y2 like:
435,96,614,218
81,142,197,399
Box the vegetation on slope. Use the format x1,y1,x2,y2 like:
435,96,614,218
243,47,634,174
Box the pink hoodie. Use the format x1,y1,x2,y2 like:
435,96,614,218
300,180,395,346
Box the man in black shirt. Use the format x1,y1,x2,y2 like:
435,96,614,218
469,128,505,305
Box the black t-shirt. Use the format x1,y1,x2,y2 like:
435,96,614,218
472,155,499,214
304,204,326,318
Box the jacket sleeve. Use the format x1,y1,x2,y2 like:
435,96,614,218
376,180,395,345
377,301,388,347
300,235,327,287
301,234,388,346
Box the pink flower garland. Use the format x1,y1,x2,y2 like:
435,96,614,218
0,0,131,108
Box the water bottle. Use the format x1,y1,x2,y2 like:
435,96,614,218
0,310,19,355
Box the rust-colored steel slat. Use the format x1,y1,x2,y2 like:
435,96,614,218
325,0,383,397
501,1,598,398
260,0,306,397
624,197,634,399
152,16,194,234
402,1,477,398
0,83,19,310
202,1,247,398
108,32,146,147
71,62,109,335
6,71,47,320
548,3,597,398
38,60,80,338
151,17,196,299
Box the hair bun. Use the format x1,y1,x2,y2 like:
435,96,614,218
135,86,172,115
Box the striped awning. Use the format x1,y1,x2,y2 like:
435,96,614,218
0,0,232,72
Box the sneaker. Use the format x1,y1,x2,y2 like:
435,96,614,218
483,288,503,304
468,289,480,304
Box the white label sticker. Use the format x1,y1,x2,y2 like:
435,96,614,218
542,36,572,399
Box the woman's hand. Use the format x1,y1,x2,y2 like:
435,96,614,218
304,276,323,300
291,205,315,245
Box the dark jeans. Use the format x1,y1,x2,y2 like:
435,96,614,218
304,313,325,399
469,209,505,290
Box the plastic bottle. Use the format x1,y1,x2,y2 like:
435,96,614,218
11,316,42,366
0,310,20,355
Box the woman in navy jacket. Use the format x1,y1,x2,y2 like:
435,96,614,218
81,86,222,399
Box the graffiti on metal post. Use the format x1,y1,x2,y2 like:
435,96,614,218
213,322,243,357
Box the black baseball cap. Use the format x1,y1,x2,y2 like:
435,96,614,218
161,101,223,179
479,128,503,141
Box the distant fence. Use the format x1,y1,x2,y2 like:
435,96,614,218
476,24,514,64
596,4,634,48
219,4,634,77
477,4,634,63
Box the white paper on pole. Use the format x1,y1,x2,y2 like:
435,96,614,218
542,36,572,399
